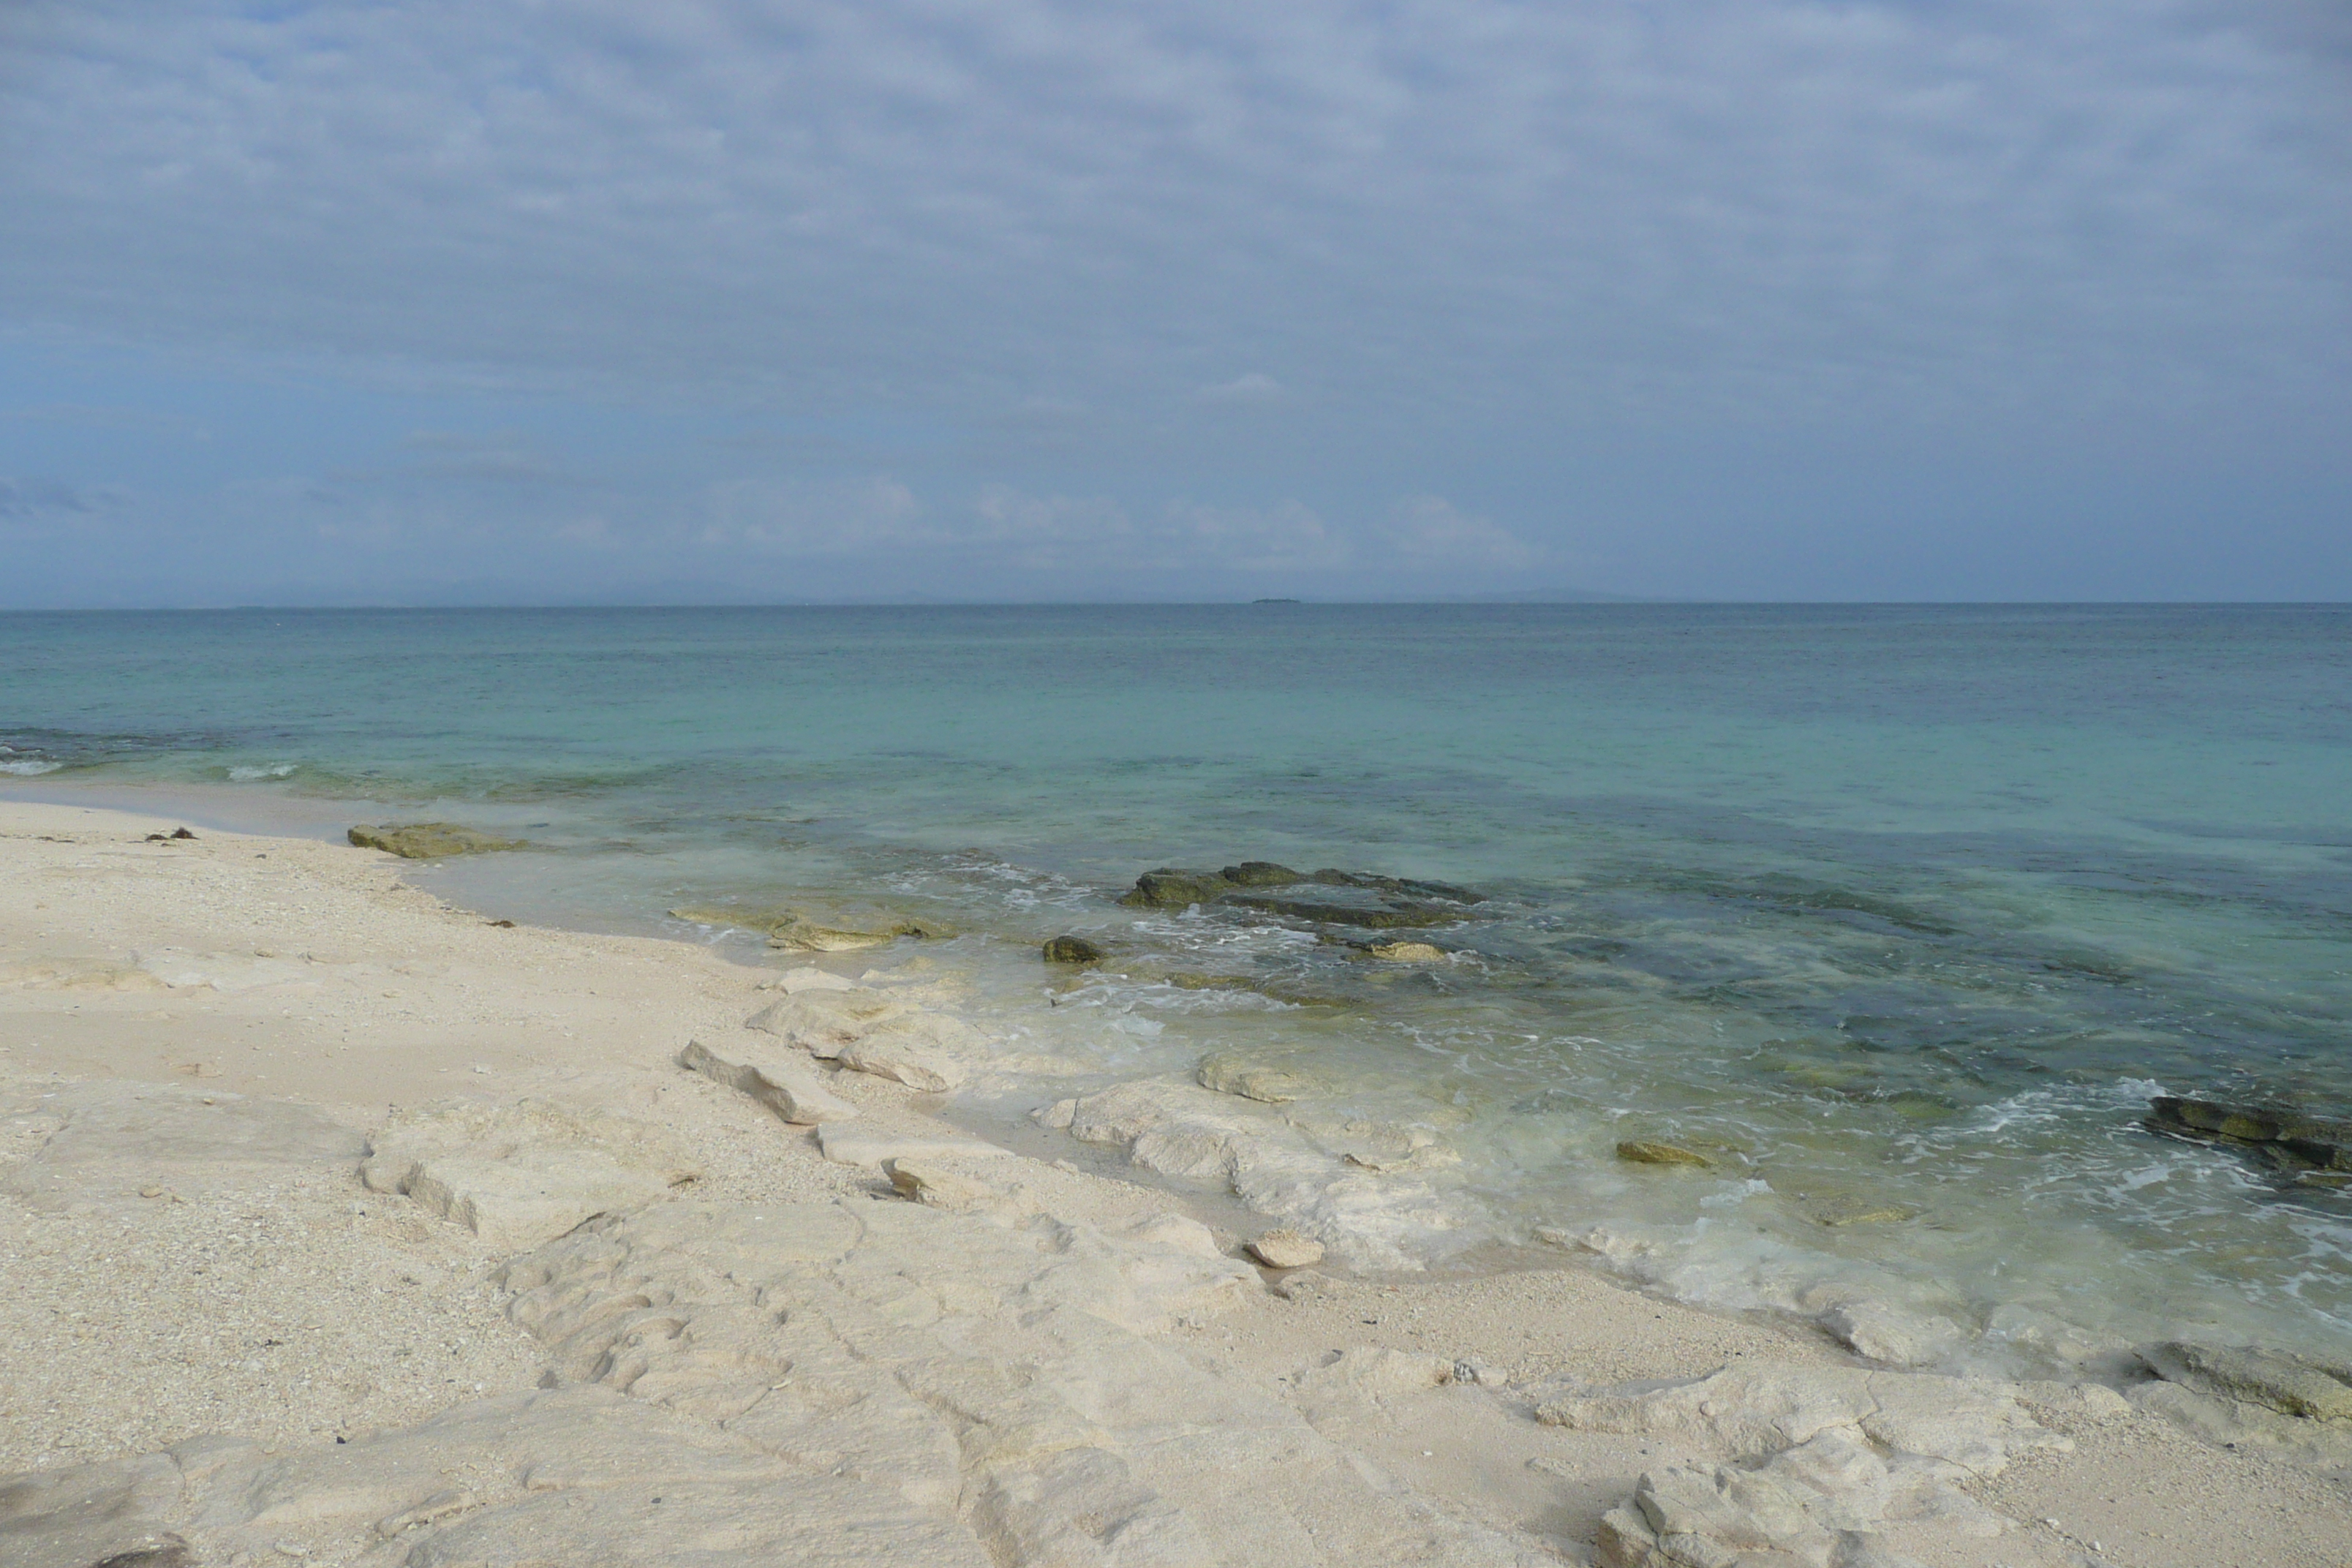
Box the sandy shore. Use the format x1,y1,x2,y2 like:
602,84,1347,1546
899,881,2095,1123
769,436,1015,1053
1,799,2345,1568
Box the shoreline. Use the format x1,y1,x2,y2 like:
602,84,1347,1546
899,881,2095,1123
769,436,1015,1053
1,799,2348,1566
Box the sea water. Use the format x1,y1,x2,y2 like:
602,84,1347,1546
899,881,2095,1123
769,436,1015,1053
4,603,2347,1369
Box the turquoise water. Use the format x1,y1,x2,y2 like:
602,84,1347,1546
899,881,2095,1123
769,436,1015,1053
4,604,2348,1365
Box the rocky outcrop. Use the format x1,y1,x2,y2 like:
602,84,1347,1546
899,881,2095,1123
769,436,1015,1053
1118,862,1485,929
1040,935,1105,964
358,1100,697,1250
679,1036,860,1124
1197,1049,1316,1104
2145,1095,2351,1186
1535,1362,2076,1568
746,987,989,1092
2139,1341,2352,1422
1044,1077,1458,1270
347,823,524,858
671,905,956,950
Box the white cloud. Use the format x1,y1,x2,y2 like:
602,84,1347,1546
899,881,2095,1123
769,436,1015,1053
1377,495,1539,570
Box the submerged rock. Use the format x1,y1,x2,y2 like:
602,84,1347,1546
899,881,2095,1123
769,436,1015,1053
1221,892,1459,928
1117,863,1485,930
1197,1050,1316,1104
674,903,956,949
1616,1139,1711,1168
347,822,524,858
2145,1095,2350,1183
1041,934,1106,964
1364,939,1446,962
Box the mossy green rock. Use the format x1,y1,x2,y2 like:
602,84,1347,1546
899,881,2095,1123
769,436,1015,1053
1616,1139,1712,1168
1121,869,1236,908
1041,935,1107,964
348,823,525,859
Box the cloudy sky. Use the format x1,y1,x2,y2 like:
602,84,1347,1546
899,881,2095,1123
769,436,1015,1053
4,0,2347,604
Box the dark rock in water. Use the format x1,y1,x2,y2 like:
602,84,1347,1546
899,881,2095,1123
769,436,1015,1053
1118,862,1486,932
2146,1096,2351,1180
1220,893,1456,929
348,822,525,859
1121,869,1236,908
1041,935,1106,964
1309,868,1485,905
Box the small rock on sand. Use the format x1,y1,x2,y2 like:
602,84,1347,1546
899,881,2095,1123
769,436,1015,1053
1247,1228,1325,1268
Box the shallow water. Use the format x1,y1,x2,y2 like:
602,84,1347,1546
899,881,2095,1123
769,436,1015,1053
4,603,2347,1367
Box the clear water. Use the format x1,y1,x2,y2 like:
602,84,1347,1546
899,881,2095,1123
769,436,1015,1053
4,604,2348,1368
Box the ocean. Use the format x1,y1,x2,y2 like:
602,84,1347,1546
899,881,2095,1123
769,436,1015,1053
4,602,2348,1370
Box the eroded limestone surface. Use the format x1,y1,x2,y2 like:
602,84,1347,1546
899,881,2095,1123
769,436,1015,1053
1047,1076,1457,1270
1534,1363,2076,1567
1,1192,1550,1568
358,1100,696,1251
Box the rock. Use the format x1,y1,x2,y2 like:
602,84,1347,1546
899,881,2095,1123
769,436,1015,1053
1246,1229,1325,1267
359,1101,696,1251
346,822,523,858
761,965,858,993
834,1024,970,1092
0,1082,368,1211
1031,1097,1079,1130
1058,1077,1454,1271
1555,1365,2065,1568
1365,940,1445,961
679,1038,859,1124
1308,867,1487,904
391,1148,681,1250
1118,864,1485,927
1040,934,1106,964
2145,1094,2350,1174
746,986,903,1048
1197,1050,1315,1104
1817,1301,1964,1368
1806,1197,1920,1227
1221,892,1458,928
1616,1139,1711,1168
1220,860,1304,886
1120,867,1235,908
886,1158,1018,1215
745,989,985,1091
815,1124,1017,1167
2140,1341,2352,1422
769,914,954,951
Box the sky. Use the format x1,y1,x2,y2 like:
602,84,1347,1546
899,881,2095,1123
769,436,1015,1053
2,0,2348,606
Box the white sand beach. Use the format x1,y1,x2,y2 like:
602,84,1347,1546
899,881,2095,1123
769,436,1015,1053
2,799,2345,1568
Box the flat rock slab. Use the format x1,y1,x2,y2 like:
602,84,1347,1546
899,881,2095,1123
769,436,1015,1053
361,1100,696,1251
816,1123,1017,1168
0,1082,366,1210
680,1036,859,1124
